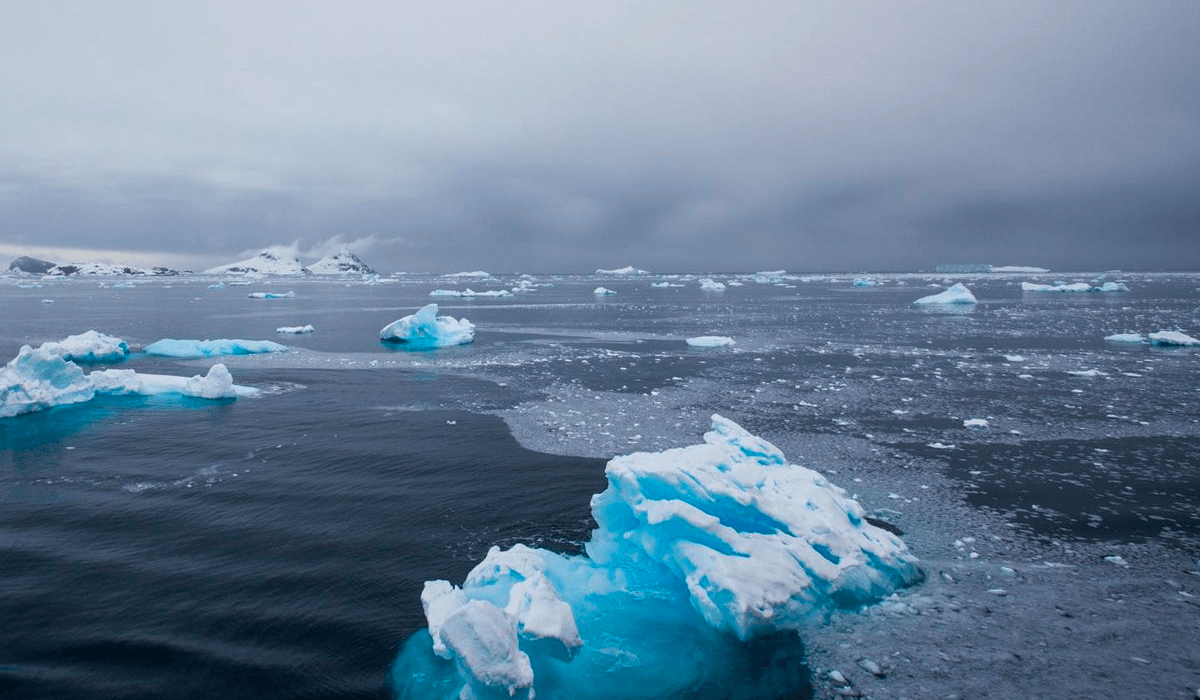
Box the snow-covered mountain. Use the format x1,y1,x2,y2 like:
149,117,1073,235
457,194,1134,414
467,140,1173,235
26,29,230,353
46,262,178,276
306,248,375,275
8,256,56,274
204,249,309,276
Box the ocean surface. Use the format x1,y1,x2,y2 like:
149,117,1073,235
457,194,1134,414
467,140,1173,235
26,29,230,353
2,270,1198,699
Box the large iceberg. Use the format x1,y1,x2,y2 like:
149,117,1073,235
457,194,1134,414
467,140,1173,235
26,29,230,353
380,304,475,348
1149,330,1200,346
393,415,922,699
143,338,289,358
37,330,130,362
913,283,977,305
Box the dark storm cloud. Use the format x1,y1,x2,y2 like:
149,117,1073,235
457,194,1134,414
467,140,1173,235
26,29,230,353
1,1,1198,272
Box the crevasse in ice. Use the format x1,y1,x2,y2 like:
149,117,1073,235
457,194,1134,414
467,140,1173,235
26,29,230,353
380,303,475,348
392,414,923,699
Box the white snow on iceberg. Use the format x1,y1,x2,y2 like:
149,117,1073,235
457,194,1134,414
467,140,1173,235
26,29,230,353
143,338,289,358
393,415,922,699
1148,330,1200,346
914,283,977,305
90,363,250,399
1,346,95,418
37,330,130,362
379,303,475,348
686,335,735,348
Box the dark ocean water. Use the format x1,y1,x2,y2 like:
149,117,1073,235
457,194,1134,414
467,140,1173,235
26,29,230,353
2,271,1198,698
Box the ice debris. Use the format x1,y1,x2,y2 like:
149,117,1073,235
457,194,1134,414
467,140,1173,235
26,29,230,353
685,335,736,348
144,338,289,358
913,283,977,305
379,303,475,348
394,415,922,699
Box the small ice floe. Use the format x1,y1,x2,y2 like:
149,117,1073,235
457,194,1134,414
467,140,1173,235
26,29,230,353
429,288,513,298
1148,330,1200,346
1104,333,1146,344
248,291,295,299
592,287,617,296
913,283,976,305
1068,369,1107,378
927,442,955,450
987,588,1008,596
698,277,726,291
685,335,735,348
1021,281,1127,293
1004,354,1026,362
857,658,885,677
1104,555,1130,567
276,325,315,334
963,418,989,428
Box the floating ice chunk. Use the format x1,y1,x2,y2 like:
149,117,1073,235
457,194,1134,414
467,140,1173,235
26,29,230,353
395,415,921,699
592,287,617,296
650,281,684,288
686,335,735,348
1104,333,1145,344
144,338,289,358
1095,281,1129,292
443,270,492,279
596,266,650,275
37,330,130,362
698,277,726,291
1148,330,1200,346
0,346,95,418
1068,369,1106,377
1104,555,1130,567
853,278,876,287
248,291,295,299
1021,281,1126,293
429,288,513,298
963,418,989,428
183,363,237,399
913,283,976,305
276,325,315,334
1004,354,1026,362
927,442,955,449
90,365,254,398
990,265,1049,273
379,303,475,348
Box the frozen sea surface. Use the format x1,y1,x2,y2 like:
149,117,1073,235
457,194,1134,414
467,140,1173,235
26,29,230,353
2,270,1199,699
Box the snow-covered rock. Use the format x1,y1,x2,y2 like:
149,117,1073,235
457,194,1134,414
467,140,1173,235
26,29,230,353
143,338,289,358
306,248,375,275
914,283,977,305
379,304,475,348
204,248,309,276
46,262,178,276
8,256,56,274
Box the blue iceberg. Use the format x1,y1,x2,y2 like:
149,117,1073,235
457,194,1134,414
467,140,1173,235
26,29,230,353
37,330,130,362
0,345,96,418
380,304,475,348
143,338,289,358
913,283,977,305
391,415,922,699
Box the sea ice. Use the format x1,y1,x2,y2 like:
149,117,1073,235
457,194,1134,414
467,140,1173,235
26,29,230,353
379,303,475,348
963,418,989,428
686,335,736,348
393,415,922,699
144,338,289,358
37,330,130,362
1148,330,1200,346
698,278,726,291
913,283,977,305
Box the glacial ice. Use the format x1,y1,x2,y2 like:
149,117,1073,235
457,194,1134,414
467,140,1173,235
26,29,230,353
596,266,650,275
592,287,617,296
1021,281,1128,293
698,277,726,291
37,330,130,362
393,415,922,699
379,303,475,348
1148,330,1200,346
2,343,252,418
913,283,977,305
686,335,736,348
1105,333,1146,343
853,278,876,287
144,338,289,358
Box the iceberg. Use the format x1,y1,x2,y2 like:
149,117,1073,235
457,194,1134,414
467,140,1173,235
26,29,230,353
698,278,726,291
913,283,977,305
1021,281,1128,293
8,256,56,274
143,338,289,358
429,288,514,298
989,265,1049,273
853,278,876,287
380,303,475,348
1148,330,1200,346
1104,333,1146,344
276,325,315,334
686,335,735,348
90,363,248,399
248,291,295,299
37,330,130,362
393,415,922,699
0,346,95,418
592,287,617,296
596,266,650,275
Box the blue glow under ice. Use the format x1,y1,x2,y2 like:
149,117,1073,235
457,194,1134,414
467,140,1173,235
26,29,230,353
391,415,922,699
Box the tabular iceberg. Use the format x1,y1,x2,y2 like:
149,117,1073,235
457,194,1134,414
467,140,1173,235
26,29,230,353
37,330,130,362
143,338,289,358
913,283,977,305
380,304,475,348
392,415,922,699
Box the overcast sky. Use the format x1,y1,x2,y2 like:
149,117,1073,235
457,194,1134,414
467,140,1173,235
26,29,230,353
1,1,1197,273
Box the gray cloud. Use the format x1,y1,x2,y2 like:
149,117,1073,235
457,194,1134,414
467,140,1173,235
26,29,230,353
1,1,1198,272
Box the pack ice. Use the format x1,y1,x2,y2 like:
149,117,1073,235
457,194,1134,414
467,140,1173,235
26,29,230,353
392,415,922,699
379,303,475,348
